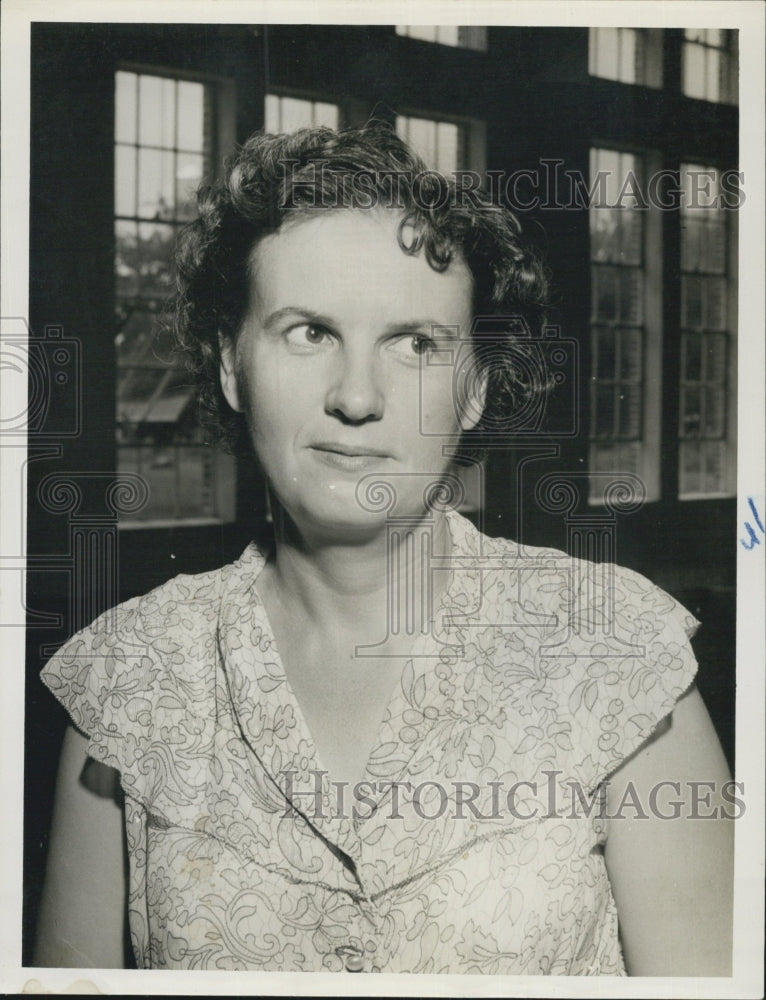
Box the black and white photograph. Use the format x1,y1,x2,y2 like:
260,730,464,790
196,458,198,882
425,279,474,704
1,0,763,994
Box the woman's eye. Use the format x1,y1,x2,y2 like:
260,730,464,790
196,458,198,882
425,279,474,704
411,335,436,355
285,323,332,349
390,334,437,358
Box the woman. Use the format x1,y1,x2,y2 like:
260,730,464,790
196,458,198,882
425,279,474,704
36,124,733,974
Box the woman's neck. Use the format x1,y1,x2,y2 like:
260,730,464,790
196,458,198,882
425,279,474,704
261,505,454,641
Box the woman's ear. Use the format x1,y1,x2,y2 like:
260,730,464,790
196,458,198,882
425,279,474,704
218,333,242,413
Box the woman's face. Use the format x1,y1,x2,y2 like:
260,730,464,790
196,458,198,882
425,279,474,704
220,208,482,540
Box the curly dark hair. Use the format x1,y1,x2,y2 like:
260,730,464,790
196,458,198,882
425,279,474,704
172,121,550,457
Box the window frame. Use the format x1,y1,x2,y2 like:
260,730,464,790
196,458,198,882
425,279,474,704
395,24,488,52
676,160,738,499
588,27,664,88
264,90,341,132
587,142,663,504
394,106,487,175
113,61,239,530
681,28,738,106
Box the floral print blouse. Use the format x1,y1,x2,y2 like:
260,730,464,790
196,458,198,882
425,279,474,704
41,511,699,974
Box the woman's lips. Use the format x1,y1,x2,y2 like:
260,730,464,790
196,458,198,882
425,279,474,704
309,443,391,471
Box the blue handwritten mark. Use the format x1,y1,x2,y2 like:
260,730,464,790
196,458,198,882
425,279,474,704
740,497,765,550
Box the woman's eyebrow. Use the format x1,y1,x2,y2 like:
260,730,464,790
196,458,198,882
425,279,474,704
382,320,462,336
261,306,334,328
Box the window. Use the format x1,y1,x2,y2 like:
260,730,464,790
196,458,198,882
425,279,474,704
588,28,663,87
395,25,487,51
395,114,485,174
678,164,737,497
264,94,339,132
395,115,465,173
588,147,661,502
682,29,737,105
114,69,235,525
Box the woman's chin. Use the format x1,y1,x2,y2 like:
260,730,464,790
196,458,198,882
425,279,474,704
268,474,441,544
271,491,388,542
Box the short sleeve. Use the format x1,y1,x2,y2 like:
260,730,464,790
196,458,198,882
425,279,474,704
40,598,161,798
549,561,701,793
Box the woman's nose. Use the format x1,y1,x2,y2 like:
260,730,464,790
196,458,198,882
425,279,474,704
324,349,384,423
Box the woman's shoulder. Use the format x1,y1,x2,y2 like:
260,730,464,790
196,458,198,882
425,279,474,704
451,511,698,636
58,541,265,652
451,513,701,788
40,543,265,708
39,542,266,777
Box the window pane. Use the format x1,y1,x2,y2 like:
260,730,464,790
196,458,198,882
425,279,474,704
456,27,488,51
600,148,622,205
681,386,702,437
595,28,619,80
722,50,738,104
619,28,637,84
683,42,707,100
682,35,737,106
115,71,137,144
175,153,204,221
705,277,727,330
115,145,136,217
590,209,620,263
178,447,219,518
702,440,726,492
117,366,167,418
680,216,703,271
435,26,460,46
265,94,339,132
705,334,727,383
396,24,486,49
139,74,175,147
115,307,160,366
703,385,725,437
592,266,618,321
177,81,205,151
595,325,616,380
264,94,280,132
402,116,437,167
594,384,615,438
620,211,643,265
619,269,643,324
680,440,702,494
619,327,642,381
136,222,175,299
138,147,175,220
313,101,339,129
706,48,721,103
618,385,641,439
704,220,727,273
589,28,659,87
436,122,459,173
682,333,703,382
681,276,704,329
400,25,438,43
280,96,313,131
115,220,139,299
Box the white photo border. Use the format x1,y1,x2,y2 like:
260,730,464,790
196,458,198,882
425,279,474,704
1,1,763,996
